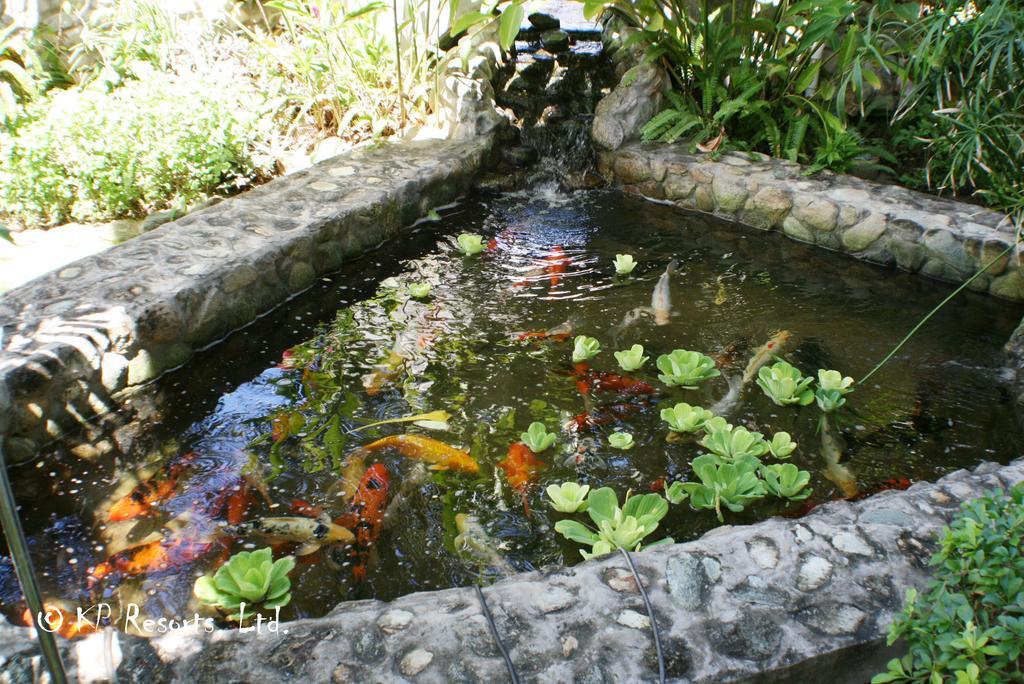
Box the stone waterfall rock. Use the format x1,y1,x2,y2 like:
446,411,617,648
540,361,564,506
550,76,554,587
592,62,668,151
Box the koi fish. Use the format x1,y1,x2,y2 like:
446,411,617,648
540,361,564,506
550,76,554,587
848,477,912,502
650,259,677,325
224,516,355,556
225,481,253,526
22,602,101,639
352,434,480,473
712,330,792,416
289,499,324,518
820,416,859,498
498,442,545,515
516,318,574,343
382,463,431,528
88,537,221,588
454,514,515,576
571,364,654,397
106,452,199,522
545,246,568,286
570,401,648,432
335,464,390,582
361,350,406,396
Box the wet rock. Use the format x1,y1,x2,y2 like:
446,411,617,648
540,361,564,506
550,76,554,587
503,145,538,167
541,30,570,53
783,215,814,243
592,64,667,151
400,649,434,676
842,213,887,251
529,12,560,30
743,186,792,229
664,173,696,200
792,197,839,232
711,173,748,213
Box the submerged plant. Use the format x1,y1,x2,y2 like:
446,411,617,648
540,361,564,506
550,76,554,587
665,455,767,522
761,463,812,500
757,361,814,406
554,487,671,559
521,422,557,453
614,344,648,372
768,432,797,459
700,423,769,462
456,233,485,256
609,432,635,450
408,283,431,299
656,350,720,388
193,548,295,621
546,482,590,513
614,254,637,275
572,336,602,363
815,369,854,413
661,402,713,433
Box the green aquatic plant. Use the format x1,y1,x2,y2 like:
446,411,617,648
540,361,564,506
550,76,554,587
408,283,431,299
456,233,485,256
761,463,812,500
815,369,854,413
614,253,637,275
656,350,720,388
609,432,635,450
614,344,648,372
665,455,767,522
768,432,797,460
572,336,602,363
546,482,590,513
521,421,557,453
661,402,713,433
554,487,671,559
700,423,769,462
193,548,295,621
757,361,814,406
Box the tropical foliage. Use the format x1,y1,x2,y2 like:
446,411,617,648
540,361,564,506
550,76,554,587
194,548,295,622
553,486,671,558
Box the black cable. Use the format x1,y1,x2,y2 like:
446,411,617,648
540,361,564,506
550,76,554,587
474,584,521,684
0,443,69,684
620,547,665,684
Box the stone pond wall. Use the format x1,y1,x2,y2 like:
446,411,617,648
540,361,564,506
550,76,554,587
0,137,497,463
2,459,1021,683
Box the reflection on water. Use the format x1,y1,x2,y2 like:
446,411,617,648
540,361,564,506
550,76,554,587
4,187,1023,629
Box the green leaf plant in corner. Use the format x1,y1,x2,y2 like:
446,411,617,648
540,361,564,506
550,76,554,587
553,486,672,559
194,548,295,622
757,361,814,406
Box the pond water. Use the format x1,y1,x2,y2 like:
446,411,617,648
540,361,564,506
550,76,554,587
3,185,1023,630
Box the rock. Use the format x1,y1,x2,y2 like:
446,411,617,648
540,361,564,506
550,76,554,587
502,145,538,167
141,207,183,232
742,186,792,229
990,270,1024,300
666,553,710,610
797,603,867,636
534,587,573,614
400,649,434,676
605,568,639,593
562,635,579,657
616,610,651,630
831,531,874,556
528,12,560,30
100,352,130,392
711,173,748,213
694,185,714,212
782,216,814,243
923,229,973,274
377,609,414,634
842,213,887,252
792,197,839,232
747,538,779,570
613,155,650,184
541,30,570,53
796,556,833,591
664,173,696,200
592,64,667,150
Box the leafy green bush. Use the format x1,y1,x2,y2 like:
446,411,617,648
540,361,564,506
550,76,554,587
0,69,270,226
874,484,1024,683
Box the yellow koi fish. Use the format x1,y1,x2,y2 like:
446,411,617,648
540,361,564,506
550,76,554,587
741,329,792,386
224,516,355,555
355,434,480,473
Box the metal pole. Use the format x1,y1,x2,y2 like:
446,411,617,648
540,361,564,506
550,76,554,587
0,442,69,684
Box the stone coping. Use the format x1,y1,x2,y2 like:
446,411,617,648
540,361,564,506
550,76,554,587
0,137,496,460
1,459,1020,683
596,143,1021,301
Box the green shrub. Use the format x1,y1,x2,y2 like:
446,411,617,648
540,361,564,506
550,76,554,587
874,484,1024,683
0,70,270,226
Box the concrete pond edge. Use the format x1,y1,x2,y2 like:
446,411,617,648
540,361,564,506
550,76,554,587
1,458,1021,683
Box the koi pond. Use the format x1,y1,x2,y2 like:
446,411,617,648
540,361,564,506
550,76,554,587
3,184,1023,631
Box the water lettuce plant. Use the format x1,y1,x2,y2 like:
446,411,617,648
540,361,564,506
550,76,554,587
656,349,720,388
193,548,295,621
614,344,648,371
408,283,431,299
521,421,557,453
665,455,766,522
700,423,769,462
761,463,812,500
546,482,590,513
456,233,485,256
572,336,601,363
661,402,714,433
614,254,637,275
757,361,814,406
768,432,797,459
554,487,671,559
609,432,635,450
815,369,854,413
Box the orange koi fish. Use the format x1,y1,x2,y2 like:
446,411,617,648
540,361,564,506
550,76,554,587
498,442,545,515
87,537,220,588
107,452,199,522
544,246,568,286
335,464,390,582
570,364,654,396
354,434,479,473
225,481,253,526
289,499,324,518
22,602,101,639
515,318,574,343
571,402,648,432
